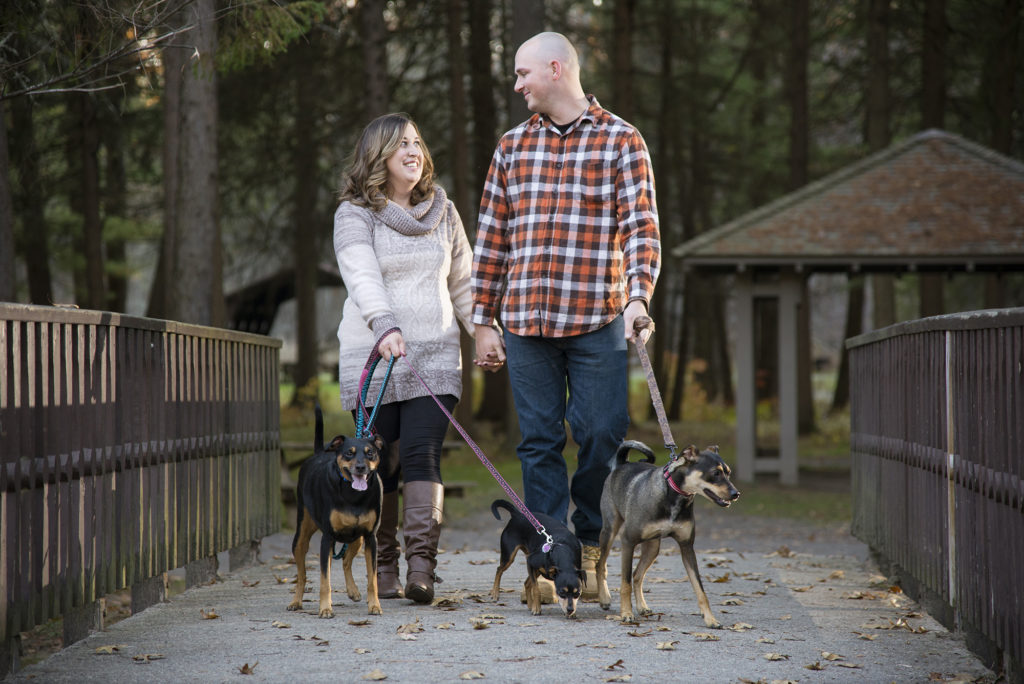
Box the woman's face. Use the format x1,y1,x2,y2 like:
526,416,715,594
385,123,424,196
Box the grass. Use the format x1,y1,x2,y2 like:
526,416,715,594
279,373,854,527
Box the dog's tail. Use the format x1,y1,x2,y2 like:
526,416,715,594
491,499,517,521
314,402,324,453
616,440,655,466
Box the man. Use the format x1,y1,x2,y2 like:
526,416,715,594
471,32,660,600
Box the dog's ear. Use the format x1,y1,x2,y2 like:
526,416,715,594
578,569,588,586
706,445,720,454
682,445,699,463
328,435,346,452
372,435,386,453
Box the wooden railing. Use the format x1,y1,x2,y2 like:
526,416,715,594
1,304,281,669
847,308,1023,676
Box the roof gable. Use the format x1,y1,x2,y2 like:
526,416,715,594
673,129,1024,270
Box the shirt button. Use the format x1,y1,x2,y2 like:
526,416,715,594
555,162,563,169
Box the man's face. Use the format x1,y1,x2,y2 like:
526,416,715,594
513,45,552,114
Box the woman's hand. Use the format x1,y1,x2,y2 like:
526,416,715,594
378,330,406,361
473,325,506,373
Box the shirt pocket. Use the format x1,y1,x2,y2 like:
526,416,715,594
577,159,614,206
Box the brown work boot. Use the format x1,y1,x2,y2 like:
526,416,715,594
376,490,403,599
403,481,444,604
519,577,556,604
581,544,600,601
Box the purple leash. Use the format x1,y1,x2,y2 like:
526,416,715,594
401,356,555,552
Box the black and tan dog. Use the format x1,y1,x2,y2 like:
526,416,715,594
489,499,585,617
596,440,740,626
287,405,385,617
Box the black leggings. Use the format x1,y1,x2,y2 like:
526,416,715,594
353,394,456,493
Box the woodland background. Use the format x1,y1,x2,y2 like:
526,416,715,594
1,0,1022,433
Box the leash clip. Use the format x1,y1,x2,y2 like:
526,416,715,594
666,444,679,462
537,526,555,553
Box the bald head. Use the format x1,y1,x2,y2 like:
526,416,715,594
520,32,580,77
514,32,587,123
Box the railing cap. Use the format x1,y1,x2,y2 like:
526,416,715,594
846,306,1024,349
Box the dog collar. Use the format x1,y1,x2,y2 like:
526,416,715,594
663,466,693,500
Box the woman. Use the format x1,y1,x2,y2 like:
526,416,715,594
333,113,475,603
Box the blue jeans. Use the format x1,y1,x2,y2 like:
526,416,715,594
504,316,629,547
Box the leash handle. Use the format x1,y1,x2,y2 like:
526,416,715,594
401,355,554,550
631,316,678,459
355,328,400,438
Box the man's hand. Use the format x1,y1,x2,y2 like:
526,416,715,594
624,300,653,344
474,325,506,373
377,330,406,361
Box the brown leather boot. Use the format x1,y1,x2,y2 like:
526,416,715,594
376,490,403,599
403,481,444,604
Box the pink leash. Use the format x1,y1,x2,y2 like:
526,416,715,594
401,356,555,552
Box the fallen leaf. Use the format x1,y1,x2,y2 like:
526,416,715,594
722,598,744,606
349,619,372,626
468,559,496,565
710,573,731,583
627,629,652,637
271,563,291,571
242,580,260,587
591,643,617,649
477,613,505,620
805,661,825,671
605,676,632,682
828,570,845,580
201,609,220,619
821,651,844,661
790,586,812,593
656,641,678,650
397,619,423,634
354,648,371,654
779,614,792,621
853,632,876,641
757,636,776,644
271,620,290,629
273,574,296,584
771,546,793,558
94,644,127,655
469,618,490,630
238,661,258,675
131,653,165,663
459,672,485,680
687,632,720,642
399,634,418,641
836,662,863,669
436,622,454,630
605,659,626,670
728,623,754,632
363,669,387,680
533,639,547,644
763,652,790,661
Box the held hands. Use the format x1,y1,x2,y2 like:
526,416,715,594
474,325,506,373
377,330,406,361
624,300,654,344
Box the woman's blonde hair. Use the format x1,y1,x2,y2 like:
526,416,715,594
338,113,435,211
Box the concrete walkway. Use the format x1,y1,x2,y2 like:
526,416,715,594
5,506,995,683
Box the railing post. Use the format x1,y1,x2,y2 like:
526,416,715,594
944,330,958,627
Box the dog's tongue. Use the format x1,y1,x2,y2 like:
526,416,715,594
351,475,368,491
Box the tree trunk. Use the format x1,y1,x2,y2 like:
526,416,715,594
0,98,15,302
785,0,809,191
921,0,947,129
919,274,944,317
102,97,128,312
292,44,320,402
509,0,545,124
865,0,896,329
611,0,635,121
10,96,52,305
359,0,389,120
76,92,107,310
830,275,864,413
446,0,475,429
149,30,186,320
983,0,1019,153
168,0,223,326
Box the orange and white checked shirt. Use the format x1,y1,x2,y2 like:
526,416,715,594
471,96,660,338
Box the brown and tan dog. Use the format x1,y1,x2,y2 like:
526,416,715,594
596,440,740,626
287,405,385,617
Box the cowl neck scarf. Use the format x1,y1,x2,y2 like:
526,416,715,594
379,187,448,236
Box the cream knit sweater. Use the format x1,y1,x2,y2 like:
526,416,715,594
333,187,474,411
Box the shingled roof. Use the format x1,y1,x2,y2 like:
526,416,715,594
672,129,1024,272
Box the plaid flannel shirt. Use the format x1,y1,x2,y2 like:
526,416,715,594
471,96,660,338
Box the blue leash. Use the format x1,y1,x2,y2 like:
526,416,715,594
335,332,397,560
